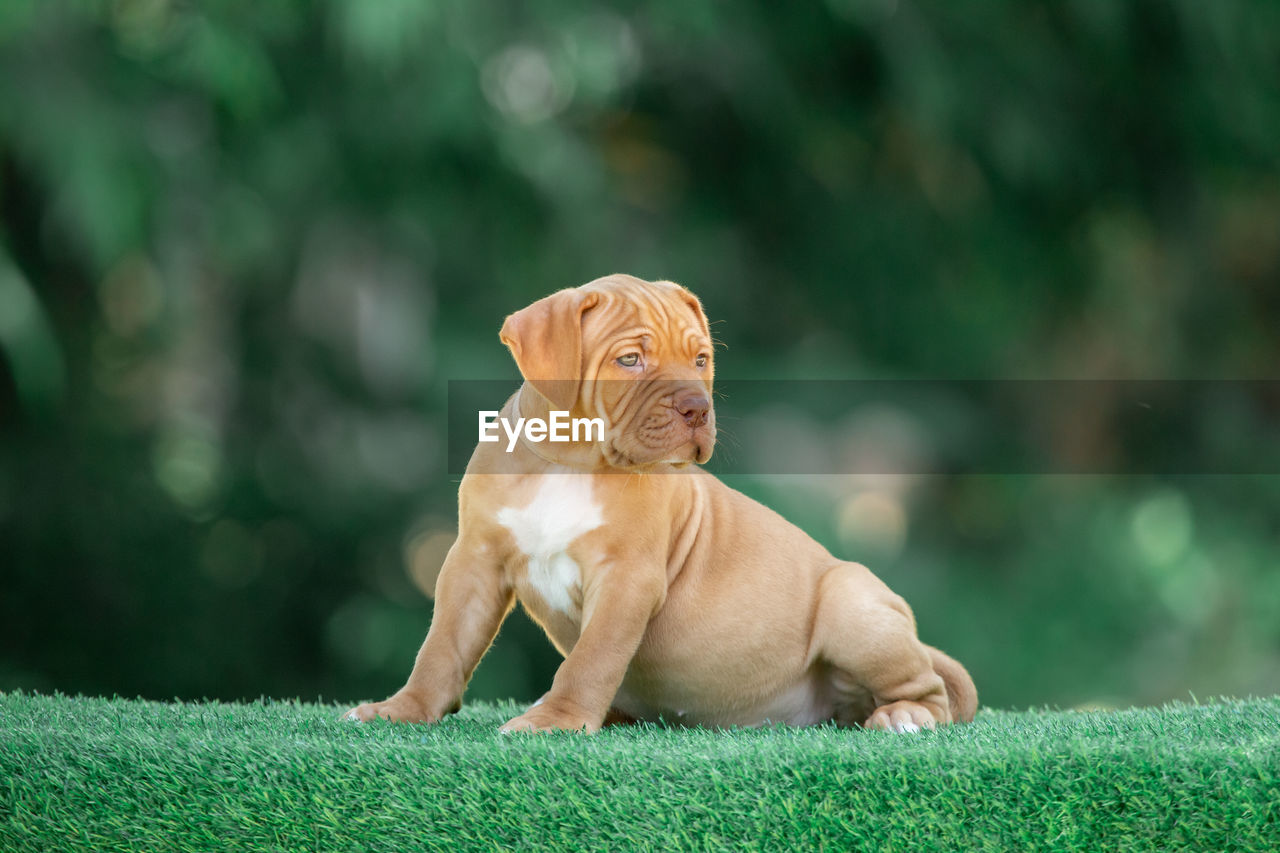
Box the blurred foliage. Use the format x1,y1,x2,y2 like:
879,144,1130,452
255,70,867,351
1,0,1278,710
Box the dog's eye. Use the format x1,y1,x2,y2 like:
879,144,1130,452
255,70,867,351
695,354,708,368
616,353,640,367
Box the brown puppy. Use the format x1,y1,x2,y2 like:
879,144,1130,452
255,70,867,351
346,274,977,733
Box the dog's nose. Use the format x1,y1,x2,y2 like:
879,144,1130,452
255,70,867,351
674,390,710,428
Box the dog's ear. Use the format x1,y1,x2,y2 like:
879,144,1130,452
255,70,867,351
678,287,711,340
500,288,601,411
673,284,714,379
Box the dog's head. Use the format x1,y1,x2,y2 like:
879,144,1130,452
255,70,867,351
500,274,716,469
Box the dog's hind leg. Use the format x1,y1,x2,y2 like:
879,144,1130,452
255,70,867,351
811,562,951,732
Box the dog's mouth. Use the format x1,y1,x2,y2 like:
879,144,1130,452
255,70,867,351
605,420,716,470
689,425,715,464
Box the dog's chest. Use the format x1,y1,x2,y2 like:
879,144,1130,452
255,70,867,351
496,475,603,617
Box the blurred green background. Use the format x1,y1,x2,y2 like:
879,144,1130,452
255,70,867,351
2,0,1278,712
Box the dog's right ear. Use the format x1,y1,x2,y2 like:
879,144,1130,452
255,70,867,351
500,288,601,411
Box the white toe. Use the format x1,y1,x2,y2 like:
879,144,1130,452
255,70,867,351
893,721,921,734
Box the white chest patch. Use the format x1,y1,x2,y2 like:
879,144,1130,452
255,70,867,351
496,475,603,615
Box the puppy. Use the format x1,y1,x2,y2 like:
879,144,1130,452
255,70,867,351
347,274,977,733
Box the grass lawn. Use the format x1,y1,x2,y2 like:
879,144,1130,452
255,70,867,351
2,691,1277,851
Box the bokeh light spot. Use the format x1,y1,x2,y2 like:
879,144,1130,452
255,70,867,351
405,528,457,598
836,491,908,560
153,427,221,509
482,44,574,123
1131,489,1193,567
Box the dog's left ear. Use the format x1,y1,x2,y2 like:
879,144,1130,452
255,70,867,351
677,287,711,340
500,288,601,411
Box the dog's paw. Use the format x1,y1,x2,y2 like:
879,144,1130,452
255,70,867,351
342,692,438,724
864,700,941,733
499,697,599,735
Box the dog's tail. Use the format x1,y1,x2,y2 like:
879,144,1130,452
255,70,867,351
925,645,978,723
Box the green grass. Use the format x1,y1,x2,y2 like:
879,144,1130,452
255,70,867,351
2,692,1278,851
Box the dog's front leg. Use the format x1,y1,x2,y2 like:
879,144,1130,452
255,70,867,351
500,567,664,734
345,536,513,724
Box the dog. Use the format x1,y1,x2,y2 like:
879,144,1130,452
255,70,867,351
346,274,977,733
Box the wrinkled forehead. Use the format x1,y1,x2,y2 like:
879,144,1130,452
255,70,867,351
580,280,708,350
